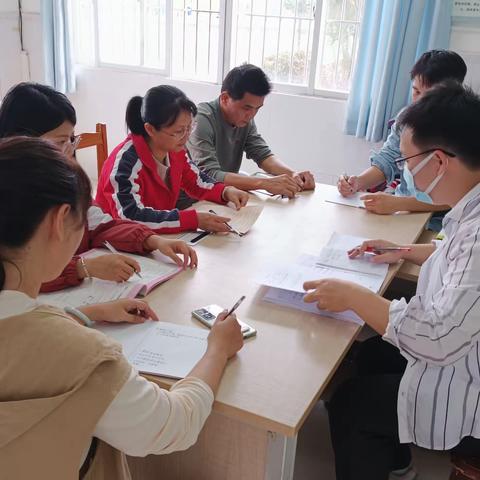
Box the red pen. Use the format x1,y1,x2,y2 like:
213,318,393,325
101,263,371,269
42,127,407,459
365,246,411,253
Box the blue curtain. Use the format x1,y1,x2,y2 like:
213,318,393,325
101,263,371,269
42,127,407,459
42,0,75,93
345,0,452,142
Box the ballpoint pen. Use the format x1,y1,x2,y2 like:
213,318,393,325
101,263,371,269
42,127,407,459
208,209,244,237
103,240,143,278
226,295,246,317
364,246,412,253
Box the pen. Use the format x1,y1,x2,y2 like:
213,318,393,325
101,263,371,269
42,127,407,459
103,241,143,279
226,295,246,317
342,172,354,193
365,246,412,253
208,209,244,237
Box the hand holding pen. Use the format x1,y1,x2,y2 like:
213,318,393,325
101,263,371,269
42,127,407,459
348,240,411,264
103,241,143,279
208,210,244,237
337,173,360,197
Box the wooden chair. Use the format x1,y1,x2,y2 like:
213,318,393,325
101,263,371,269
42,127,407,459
76,123,109,178
450,453,480,479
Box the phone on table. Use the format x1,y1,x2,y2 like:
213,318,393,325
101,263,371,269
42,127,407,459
178,230,210,246
192,304,257,339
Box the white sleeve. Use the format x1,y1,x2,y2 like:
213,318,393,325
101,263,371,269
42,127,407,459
93,369,214,456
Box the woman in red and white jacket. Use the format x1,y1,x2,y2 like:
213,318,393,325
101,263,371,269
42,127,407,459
0,82,197,297
96,85,249,234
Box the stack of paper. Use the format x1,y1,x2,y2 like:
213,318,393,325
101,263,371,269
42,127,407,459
39,249,182,308
94,321,208,378
258,233,388,324
192,201,264,235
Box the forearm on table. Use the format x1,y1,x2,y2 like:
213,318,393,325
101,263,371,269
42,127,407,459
402,243,437,266
223,172,265,191
260,155,295,176
357,166,387,190
397,196,450,213
350,288,391,335
187,347,229,395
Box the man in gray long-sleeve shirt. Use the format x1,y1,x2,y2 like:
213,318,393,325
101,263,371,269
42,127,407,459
187,64,315,198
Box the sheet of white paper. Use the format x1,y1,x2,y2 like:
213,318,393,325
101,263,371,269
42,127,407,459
86,249,180,288
326,232,371,251
263,287,364,325
192,201,264,234
39,250,181,308
39,279,138,308
315,246,388,277
95,321,208,379
258,262,385,293
324,191,365,209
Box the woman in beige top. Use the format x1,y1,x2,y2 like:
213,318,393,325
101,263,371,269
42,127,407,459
0,136,244,480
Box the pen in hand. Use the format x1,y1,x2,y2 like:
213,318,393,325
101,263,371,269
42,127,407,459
365,246,412,253
103,241,143,279
208,209,244,237
226,295,246,317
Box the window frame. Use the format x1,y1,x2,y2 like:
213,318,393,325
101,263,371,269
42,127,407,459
73,0,362,98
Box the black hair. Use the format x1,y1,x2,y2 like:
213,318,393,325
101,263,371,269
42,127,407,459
398,81,480,170
0,136,91,290
221,64,272,100
125,85,197,137
0,82,76,138
410,50,467,87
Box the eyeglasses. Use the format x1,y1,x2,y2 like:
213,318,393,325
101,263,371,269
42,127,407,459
394,148,456,170
55,134,81,155
161,121,197,140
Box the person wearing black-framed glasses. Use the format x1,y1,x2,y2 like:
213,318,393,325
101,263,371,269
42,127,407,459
337,50,467,232
309,82,480,480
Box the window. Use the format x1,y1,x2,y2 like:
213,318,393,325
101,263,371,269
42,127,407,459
71,0,364,95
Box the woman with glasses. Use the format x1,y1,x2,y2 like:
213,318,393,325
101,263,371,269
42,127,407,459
0,137,244,479
96,85,249,234
306,82,480,480
0,82,198,296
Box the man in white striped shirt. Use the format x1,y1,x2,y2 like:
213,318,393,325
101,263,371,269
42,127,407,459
303,82,480,480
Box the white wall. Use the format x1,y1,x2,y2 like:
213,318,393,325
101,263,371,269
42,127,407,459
1,3,480,182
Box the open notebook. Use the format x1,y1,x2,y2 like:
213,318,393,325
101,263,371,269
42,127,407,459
258,233,388,324
39,249,182,308
192,201,264,235
94,321,208,378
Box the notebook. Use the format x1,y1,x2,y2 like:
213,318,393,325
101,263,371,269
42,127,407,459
94,321,208,378
39,249,182,308
263,287,364,325
192,201,264,235
258,233,388,323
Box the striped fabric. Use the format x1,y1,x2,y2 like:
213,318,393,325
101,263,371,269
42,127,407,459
96,134,226,234
385,183,480,450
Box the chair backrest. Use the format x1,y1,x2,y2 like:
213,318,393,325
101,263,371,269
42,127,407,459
77,123,108,178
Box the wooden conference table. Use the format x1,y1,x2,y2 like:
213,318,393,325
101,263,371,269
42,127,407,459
127,183,430,480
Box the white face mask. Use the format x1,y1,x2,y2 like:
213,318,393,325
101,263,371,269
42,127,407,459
403,152,445,202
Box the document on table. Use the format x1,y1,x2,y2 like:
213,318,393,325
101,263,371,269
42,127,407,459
192,201,264,234
258,232,388,323
324,191,365,209
263,287,364,325
39,279,137,308
94,321,208,378
39,249,181,308
259,251,387,293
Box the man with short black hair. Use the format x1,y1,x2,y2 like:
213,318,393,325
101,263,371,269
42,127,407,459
338,50,467,230
307,81,480,480
187,64,315,198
